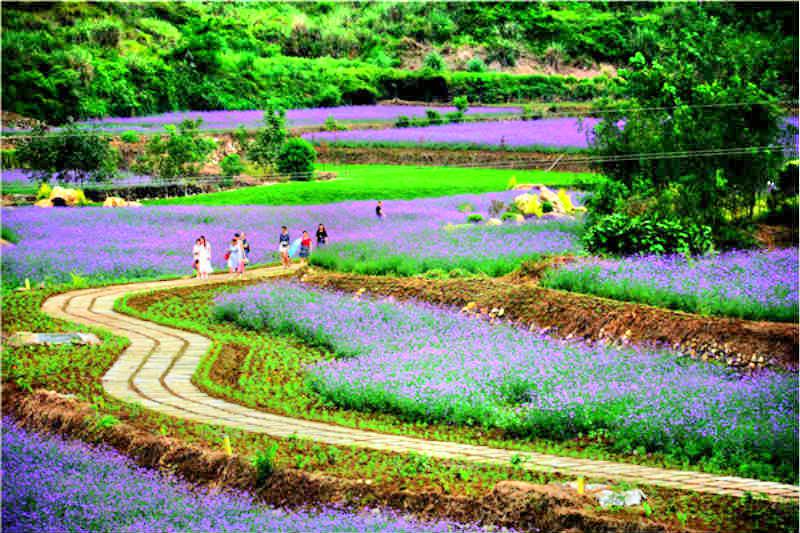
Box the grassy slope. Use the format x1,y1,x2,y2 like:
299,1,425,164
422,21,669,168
151,164,601,206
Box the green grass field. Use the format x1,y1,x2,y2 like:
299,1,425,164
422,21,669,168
151,164,601,206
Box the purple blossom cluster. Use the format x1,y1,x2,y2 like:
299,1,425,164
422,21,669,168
304,118,601,149
215,283,798,478
73,105,520,133
1,191,579,286
541,249,799,322
1,417,486,532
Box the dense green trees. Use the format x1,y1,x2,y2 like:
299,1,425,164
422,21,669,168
586,5,795,253
2,2,795,122
134,119,216,181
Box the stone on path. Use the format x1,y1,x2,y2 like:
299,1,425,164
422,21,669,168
8,332,101,347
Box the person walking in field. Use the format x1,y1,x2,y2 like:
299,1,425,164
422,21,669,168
192,238,202,278
375,200,384,220
298,230,312,264
278,226,291,268
239,232,251,265
197,235,212,279
316,223,328,246
226,237,244,275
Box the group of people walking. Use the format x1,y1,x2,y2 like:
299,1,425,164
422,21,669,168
193,224,330,278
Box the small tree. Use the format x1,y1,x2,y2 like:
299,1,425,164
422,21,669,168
135,119,215,181
453,96,469,114
248,106,287,169
466,57,486,72
16,123,117,185
220,153,245,186
423,51,446,71
277,137,316,180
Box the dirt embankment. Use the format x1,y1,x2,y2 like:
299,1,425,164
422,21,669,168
3,388,690,533
299,271,798,370
314,144,592,173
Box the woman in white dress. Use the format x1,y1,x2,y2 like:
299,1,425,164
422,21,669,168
198,236,212,279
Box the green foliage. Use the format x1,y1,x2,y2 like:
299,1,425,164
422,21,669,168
276,137,316,180
589,6,789,252
452,96,469,113
135,119,215,181
16,123,117,185
422,51,446,71
457,202,475,213
119,131,140,143
466,213,484,224
445,111,464,124
425,109,443,125
1,149,19,168
1,225,20,244
220,154,245,181
248,107,287,170
252,443,279,485
583,213,713,256
92,414,120,430
541,200,554,213
394,115,411,128
323,115,346,131
465,57,486,73
522,105,543,121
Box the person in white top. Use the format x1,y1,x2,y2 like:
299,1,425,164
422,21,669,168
193,236,213,279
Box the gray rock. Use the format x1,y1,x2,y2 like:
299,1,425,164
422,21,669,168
8,332,101,347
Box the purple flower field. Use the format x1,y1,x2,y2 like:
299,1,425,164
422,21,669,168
215,282,798,480
304,118,600,149
71,105,521,133
541,249,799,322
1,417,486,532
0,191,581,286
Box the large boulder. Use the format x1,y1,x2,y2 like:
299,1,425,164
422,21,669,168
103,196,127,208
49,186,81,206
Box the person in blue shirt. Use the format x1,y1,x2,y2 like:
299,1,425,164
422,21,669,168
278,226,291,268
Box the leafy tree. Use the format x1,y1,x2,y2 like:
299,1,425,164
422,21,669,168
276,137,316,180
16,123,117,185
135,119,215,181
453,95,469,113
248,106,287,169
220,153,245,178
589,5,788,248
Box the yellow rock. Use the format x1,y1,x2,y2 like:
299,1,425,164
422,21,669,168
34,198,52,208
103,196,128,208
49,186,81,206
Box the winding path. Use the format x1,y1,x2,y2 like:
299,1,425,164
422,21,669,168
41,267,799,502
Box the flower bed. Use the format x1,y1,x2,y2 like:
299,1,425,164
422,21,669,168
215,282,798,481
1,191,581,287
1,417,483,533
304,118,600,150
541,249,799,323
71,105,521,133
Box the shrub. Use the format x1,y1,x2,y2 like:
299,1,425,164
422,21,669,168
252,443,279,485
220,154,245,183
36,182,51,200
501,211,519,221
394,115,411,128
120,131,140,143
542,200,554,213
135,119,215,181
425,109,443,125
445,111,464,123
233,125,251,152
522,105,543,121
584,213,713,256
248,107,287,170
1,149,19,168
466,57,487,72
423,51,446,71
489,199,505,218
466,213,484,223
453,95,469,113
316,85,342,107
276,137,316,180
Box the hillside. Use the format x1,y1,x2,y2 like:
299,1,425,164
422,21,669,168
2,1,797,123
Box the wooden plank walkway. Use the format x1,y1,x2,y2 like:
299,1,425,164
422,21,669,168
40,267,799,502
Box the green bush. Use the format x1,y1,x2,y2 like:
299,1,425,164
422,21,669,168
135,119,215,181
252,443,279,485
248,107,287,170
423,51,446,71
323,115,346,131
276,137,316,180
522,105,543,121
466,213,484,224
584,213,713,256
120,131,140,143
541,200,554,213
445,111,464,124
423,268,449,279
501,211,519,221
394,115,411,128
1,149,18,168
465,57,486,72
425,109,443,125
453,95,469,113
220,153,245,183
